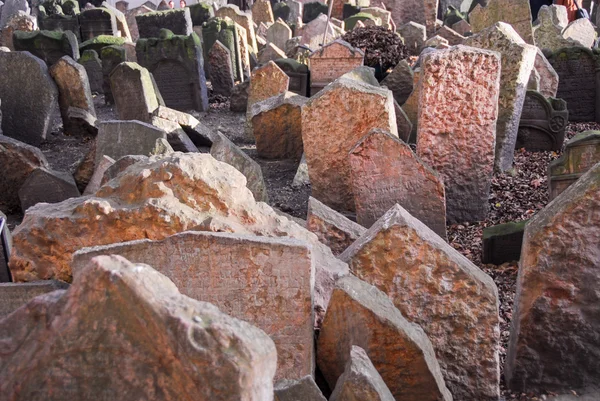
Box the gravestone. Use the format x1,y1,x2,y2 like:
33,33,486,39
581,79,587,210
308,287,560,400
436,25,466,45
101,45,127,104
208,40,234,96
377,0,437,34
417,45,501,223
188,2,213,26
72,231,314,380
275,58,309,97
482,220,527,265
534,5,578,52
274,376,326,401
339,204,501,400
125,5,153,41
534,47,559,98
78,49,103,93
0,51,59,146
286,0,302,23
349,129,447,237
78,7,118,40
13,29,79,66
302,1,327,24
398,21,426,54
95,120,166,166
79,35,126,56
38,14,81,42
302,74,397,213
101,1,132,42
18,167,80,211
469,0,534,44
1,11,36,51
309,39,364,94
344,12,380,30
402,67,421,143
234,21,251,79
252,0,274,25
202,17,242,81
465,22,537,171
0,281,69,318
451,19,471,35
266,18,291,52
381,59,413,106
300,13,341,49
361,7,392,29
136,30,208,112
516,90,568,151
257,42,286,64
547,47,600,123
109,62,159,122
135,8,193,38
562,17,595,49
248,60,289,108
505,162,600,393
548,130,600,199
214,4,258,54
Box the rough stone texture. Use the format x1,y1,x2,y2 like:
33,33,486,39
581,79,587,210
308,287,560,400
302,76,397,213
534,5,579,52
534,47,559,98
299,14,342,50
18,167,80,211
250,91,306,160
309,39,364,94
0,51,58,146
152,105,218,146
329,345,395,401
257,42,287,65
9,153,348,311
505,162,600,393
267,18,292,54
516,90,568,152
215,4,258,54
424,35,449,48
135,8,193,38
436,25,466,45
470,0,534,44
349,129,447,237
0,135,49,213
100,154,148,186
339,204,501,401
317,275,453,401
306,196,366,256
274,375,326,401
0,11,35,51
96,120,166,167
67,107,99,138
109,62,159,123
381,59,413,106
377,0,437,34
0,280,69,318
125,5,153,42
78,50,103,94
465,23,536,171
13,30,79,67
0,0,29,30
0,255,277,401
451,19,471,35
83,155,115,196
248,61,289,109
229,81,249,112
561,17,595,49
398,21,426,54
72,231,314,381
208,40,235,96
417,45,501,223
252,0,274,26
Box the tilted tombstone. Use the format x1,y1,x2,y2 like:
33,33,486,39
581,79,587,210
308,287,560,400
13,29,79,66
78,49,103,93
136,29,208,112
275,58,310,97
95,120,166,166
257,42,286,64
78,7,118,40
398,21,426,54
188,2,213,26
109,62,160,122
516,90,568,152
125,5,153,42
534,5,579,52
533,47,559,98
381,59,413,106
252,0,274,25
266,18,291,53
101,1,133,42
469,0,534,44
135,8,193,38
547,47,600,123
234,21,251,79
248,60,289,108
561,17,595,48
18,167,80,211
101,44,127,104
417,45,501,223
215,4,258,54
548,130,600,200
203,17,243,81
208,40,234,96
309,39,364,94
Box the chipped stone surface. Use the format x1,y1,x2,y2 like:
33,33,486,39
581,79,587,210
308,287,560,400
96,120,166,167
534,5,579,52
470,0,534,44
109,62,159,123
248,60,289,109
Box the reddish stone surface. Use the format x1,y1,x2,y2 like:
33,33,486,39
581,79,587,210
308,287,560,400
248,61,289,109
309,40,364,91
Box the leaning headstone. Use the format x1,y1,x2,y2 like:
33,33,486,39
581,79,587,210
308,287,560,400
561,17,595,48
533,5,577,52
248,60,289,109
451,19,471,35
516,90,568,152
417,45,501,223
469,0,534,44
73,232,313,381
533,47,559,98
482,220,527,265
266,18,291,51
292,153,309,187
13,30,79,66
299,13,341,49
465,22,537,171
208,40,234,96
101,1,132,42
397,21,426,54
274,376,326,401
83,155,115,195
0,280,69,318
135,8,193,38
125,5,153,41
548,130,600,199
230,80,249,111
257,42,286,64
18,167,80,211
505,162,600,393
101,44,127,104
0,135,49,213
78,49,103,94
78,7,118,40
401,67,421,143
309,39,364,94
252,0,274,25
0,0,30,30
436,25,466,45
377,0,437,34
0,255,277,400
339,204,501,400
136,30,209,112
109,62,159,123
79,35,127,58
349,129,447,237
0,51,59,146
317,275,453,401
381,59,413,106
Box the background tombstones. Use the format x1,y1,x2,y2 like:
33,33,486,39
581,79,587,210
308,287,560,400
202,17,243,81
13,29,80,66
78,49,103,93
516,91,568,152
275,58,310,97
208,40,234,96
309,39,364,95
78,7,118,40
18,167,80,211
135,8,193,38
109,62,160,122
469,0,534,44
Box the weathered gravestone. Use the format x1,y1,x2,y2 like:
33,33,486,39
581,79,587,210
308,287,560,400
309,39,364,95
534,5,578,52
548,130,600,200
101,44,127,104
0,0,30,30
188,2,213,26
302,74,397,213
344,12,380,30
257,42,286,64
18,167,80,211
79,35,126,57
72,231,314,380
208,40,234,96
381,59,413,106
482,219,527,265
398,21,426,54
135,8,193,38
13,29,79,66
248,60,289,109
562,17,596,49
125,5,153,42
417,45,501,223
0,51,59,146
95,120,166,166
78,49,103,93
534,47,559,98
348,129,447,237
339,204,501,401
109,62,160,122
465,22,537,171
0,280,70,317
266,18,291,53
505,162,600,393
252,0,274,25
547,47,600,123
38,13,81,42
202,17,243,81
0,255,278,401
1,11,36,51
214,4,258,54
78,7,118,40
516,90,568,151
136,29,208,112
377,0,437,34
275,58,310,97
469,0,534,44
101,1,132,42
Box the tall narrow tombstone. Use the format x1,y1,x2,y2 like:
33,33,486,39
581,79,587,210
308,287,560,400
203,17,243,80
78,49,103,93
308,39,364,94
135,8,193,38
465,22,537,171
252,0,274,25
402,67,421,143
417,45,501,223
516,91,568,152
469,0,534,44
78,7,118,40
208,40,235,96
109,62,159,123
266,18,292,52
95,120,166,166
505,162,600,393
13,29,79,66
18,167,80,211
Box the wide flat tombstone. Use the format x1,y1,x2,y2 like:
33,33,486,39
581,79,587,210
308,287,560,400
266,18,292,53
18,167,80,211
517,90,568,152
135,8,193,38
505,162,600,393
349,129,447,237
0,51,59,146
377,0,437,34
302,74,397,213
417,45,501,223
109,62,159,123
547,47,600,123
252,0,274,25
0,280,69,318
469,0,534,44
13,30,79,66
208,40,235,96
339,204,501,401
95,120,166,167
465,22,537,171
78,7,118,40
548,130,600,199
309,39,364,94
136,30,208,112
72,231,314,380
78,50,103,94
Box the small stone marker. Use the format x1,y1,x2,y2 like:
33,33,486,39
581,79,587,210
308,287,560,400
0,280,69,318
317,275,453,401
482,220,527,265
1,255,277,400
469,0,534,44
208,40,235,96
72,232,313,380
135,8,193,38
339,204,501,400
266,18,292,53
417,45,501,223
78,50,103,94
109,62,160,123
18,167,80,211
517,90,568,152
274,376,326,401
381,59,413,106
505,162,600,393
308,39,364,94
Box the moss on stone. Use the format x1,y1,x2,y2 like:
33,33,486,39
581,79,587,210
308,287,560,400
79,35,125,49
78,49,100,63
